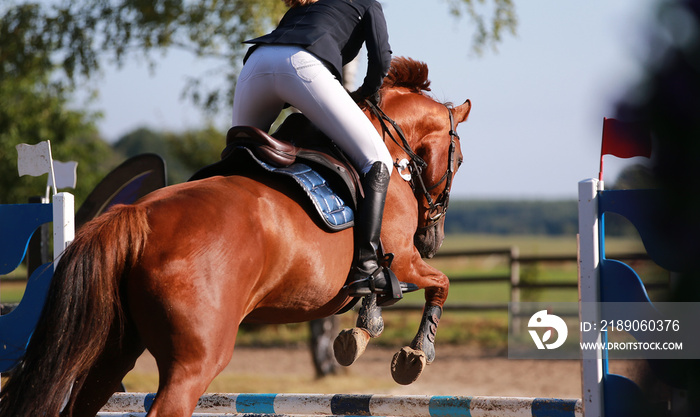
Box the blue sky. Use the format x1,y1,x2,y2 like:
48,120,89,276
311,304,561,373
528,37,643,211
88,0,657,199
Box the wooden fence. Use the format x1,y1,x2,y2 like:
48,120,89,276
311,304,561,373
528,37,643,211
2,247,662,314
386,248,662,311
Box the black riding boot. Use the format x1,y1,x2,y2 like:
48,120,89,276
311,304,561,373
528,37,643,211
346,161,393,296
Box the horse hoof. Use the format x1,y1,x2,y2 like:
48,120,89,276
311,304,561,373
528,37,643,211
391,346,427,385
333,328,371,366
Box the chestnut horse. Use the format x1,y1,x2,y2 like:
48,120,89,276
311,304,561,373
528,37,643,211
0,57,471,417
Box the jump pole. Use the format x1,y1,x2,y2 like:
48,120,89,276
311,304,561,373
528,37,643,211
99,392,582,417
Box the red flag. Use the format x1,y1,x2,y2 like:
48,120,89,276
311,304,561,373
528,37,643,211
601,118,652,158
599,118,652,181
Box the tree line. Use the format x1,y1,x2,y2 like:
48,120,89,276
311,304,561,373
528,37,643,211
444,199,579,236
3,121,642,238
0,124,226,204
444,196,642,236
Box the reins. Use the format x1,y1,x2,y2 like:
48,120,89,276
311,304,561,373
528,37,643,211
365,100,460,231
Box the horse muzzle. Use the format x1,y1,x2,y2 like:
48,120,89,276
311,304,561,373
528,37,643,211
413,217,446,259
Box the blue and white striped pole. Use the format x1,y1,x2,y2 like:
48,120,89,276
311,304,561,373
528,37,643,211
100,393,582,417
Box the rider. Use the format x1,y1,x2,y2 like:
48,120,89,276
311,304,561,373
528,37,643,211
231,0,396,296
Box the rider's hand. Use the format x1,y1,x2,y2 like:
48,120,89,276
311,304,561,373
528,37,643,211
349,89,381,107
349,89,364,103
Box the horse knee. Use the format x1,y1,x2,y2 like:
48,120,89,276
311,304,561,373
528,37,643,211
423,275,449,305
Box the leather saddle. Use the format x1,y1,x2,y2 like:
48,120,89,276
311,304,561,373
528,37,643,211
190,113,363,225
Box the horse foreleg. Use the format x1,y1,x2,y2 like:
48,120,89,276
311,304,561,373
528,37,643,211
391,304,442,385
389,255,449,385
333,294,384,366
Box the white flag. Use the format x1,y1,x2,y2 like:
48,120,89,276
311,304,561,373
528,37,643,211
16,141,53,177
49,160,78,190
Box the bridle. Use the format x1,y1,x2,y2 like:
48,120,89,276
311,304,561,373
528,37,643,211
366,100,461,231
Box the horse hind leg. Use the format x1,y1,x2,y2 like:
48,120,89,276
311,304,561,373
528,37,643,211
142,326,239,417
333,294,384,366
134,293,240,417
64,316,145,417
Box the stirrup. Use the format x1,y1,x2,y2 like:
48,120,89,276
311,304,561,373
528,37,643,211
345,252,393,295
344,266,419,306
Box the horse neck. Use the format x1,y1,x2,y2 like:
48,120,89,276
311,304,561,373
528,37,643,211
377,88,445,151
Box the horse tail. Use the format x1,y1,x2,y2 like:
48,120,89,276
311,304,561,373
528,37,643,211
0,204,150,417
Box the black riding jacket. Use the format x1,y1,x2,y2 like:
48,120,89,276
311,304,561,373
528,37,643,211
244,0,392,98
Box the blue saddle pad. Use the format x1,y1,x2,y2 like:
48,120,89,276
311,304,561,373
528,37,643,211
256,158,354,231
189,145,355,232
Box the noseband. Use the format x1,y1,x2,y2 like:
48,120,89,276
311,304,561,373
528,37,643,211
366,101,460,231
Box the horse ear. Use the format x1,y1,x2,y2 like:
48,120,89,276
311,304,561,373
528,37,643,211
453,99,471,123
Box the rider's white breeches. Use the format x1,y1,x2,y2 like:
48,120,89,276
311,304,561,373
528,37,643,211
232,45,393,174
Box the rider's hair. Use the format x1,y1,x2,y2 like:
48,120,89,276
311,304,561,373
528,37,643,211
284,0,320,7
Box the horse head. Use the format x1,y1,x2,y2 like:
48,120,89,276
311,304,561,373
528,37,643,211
370,57,471,258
